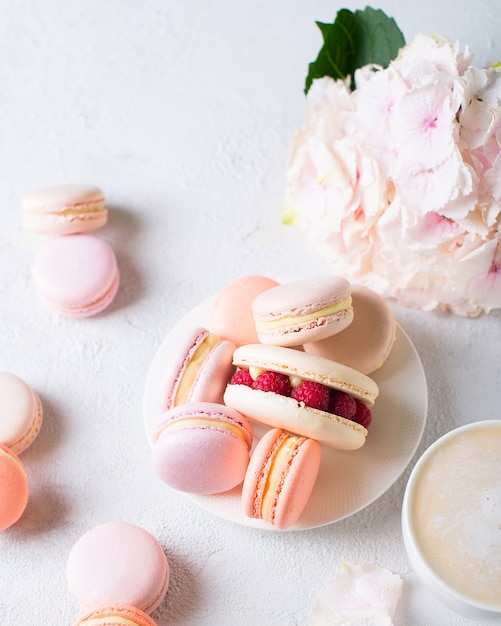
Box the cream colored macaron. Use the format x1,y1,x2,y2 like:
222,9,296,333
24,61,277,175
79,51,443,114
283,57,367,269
22,184,107,235
0,371,43,454
224,344,378,450
304,284,396,374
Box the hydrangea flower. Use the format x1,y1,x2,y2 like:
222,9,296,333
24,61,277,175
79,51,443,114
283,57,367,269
284,34,501,316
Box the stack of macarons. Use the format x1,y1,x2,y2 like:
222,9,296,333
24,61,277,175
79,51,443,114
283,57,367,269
0,371,43,531
67,521,169,625
151,274,396,530
22,184,120,318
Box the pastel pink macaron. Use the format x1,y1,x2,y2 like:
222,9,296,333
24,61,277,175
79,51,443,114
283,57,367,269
304,284,396,374
33,234,120,318
209,275,280,346
242,428,321,530
73,605,157,626
0,444,29,531
22,184,107,235
159,326,236,411
152,402,253,494
67,522,169,615
0,371,43,454
252,275,353,347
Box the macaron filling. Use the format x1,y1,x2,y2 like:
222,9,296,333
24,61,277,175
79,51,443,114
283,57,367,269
230,367,372,428
254,297,352,331
154,416,248,443
173,332,222,405
258,432,302,522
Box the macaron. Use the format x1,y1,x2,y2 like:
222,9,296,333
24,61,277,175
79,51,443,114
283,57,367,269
209,275,280,346
22,184,107,235
224,344,379,450
304,284,396,374
252,275,353,347
73,605,157,626
0,371,43,454
0,444,29,531
33,234,120,318
67,522,169,615
159,326,236,411
242,428,321,530
152,402,253,494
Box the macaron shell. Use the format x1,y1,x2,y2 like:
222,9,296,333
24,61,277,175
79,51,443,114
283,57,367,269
252,275,353,346
0,371,43,454
242,428,321,529
23,209,108,236
22,184,107,235
0,444,29,531
159,326,236,411
304,284,397,374
209,275,280,346
33,234,119,318
224,384,367,450
67,522,169,614
73,605,157,626
152,402,252,494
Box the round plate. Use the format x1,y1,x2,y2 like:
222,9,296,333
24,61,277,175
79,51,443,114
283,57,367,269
143,296,428,531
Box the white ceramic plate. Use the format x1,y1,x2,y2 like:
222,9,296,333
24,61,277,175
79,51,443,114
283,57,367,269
144,296,428,531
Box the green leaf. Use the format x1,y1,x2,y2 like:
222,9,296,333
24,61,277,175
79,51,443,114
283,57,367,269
305,7,405,94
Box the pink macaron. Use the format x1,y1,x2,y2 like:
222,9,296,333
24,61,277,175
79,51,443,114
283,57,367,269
0,444,29,531
209,275,280,346
0,371,43,454
66,521,169,615
152,402,253,495
252,275,353,347
242,428,321,530
33,234,119,318
73,605,158,626
304,284,396,374
159,326,236,411
22,184,107,235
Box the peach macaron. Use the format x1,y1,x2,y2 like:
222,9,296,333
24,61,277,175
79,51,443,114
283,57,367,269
209,275,280,346
0,444,29,531
242,428,321,529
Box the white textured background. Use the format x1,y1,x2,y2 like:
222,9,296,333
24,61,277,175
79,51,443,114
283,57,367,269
1,1,500,624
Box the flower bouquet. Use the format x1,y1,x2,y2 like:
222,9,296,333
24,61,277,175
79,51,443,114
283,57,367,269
283,7,501,316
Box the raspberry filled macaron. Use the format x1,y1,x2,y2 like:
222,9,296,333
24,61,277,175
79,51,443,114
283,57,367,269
224,344,378,450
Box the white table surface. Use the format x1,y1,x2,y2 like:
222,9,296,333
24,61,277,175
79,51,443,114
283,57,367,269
1,1,500,624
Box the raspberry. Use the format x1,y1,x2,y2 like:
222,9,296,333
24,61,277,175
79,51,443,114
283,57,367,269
328,390,356,419
291,380,330,411
352,401,372,428
230,369,253,387
252,371,292,396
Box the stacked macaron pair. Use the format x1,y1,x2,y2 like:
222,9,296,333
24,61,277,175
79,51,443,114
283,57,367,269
0,371,43,531
67,521,169,625
22,184,120,318
151,275,395,529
